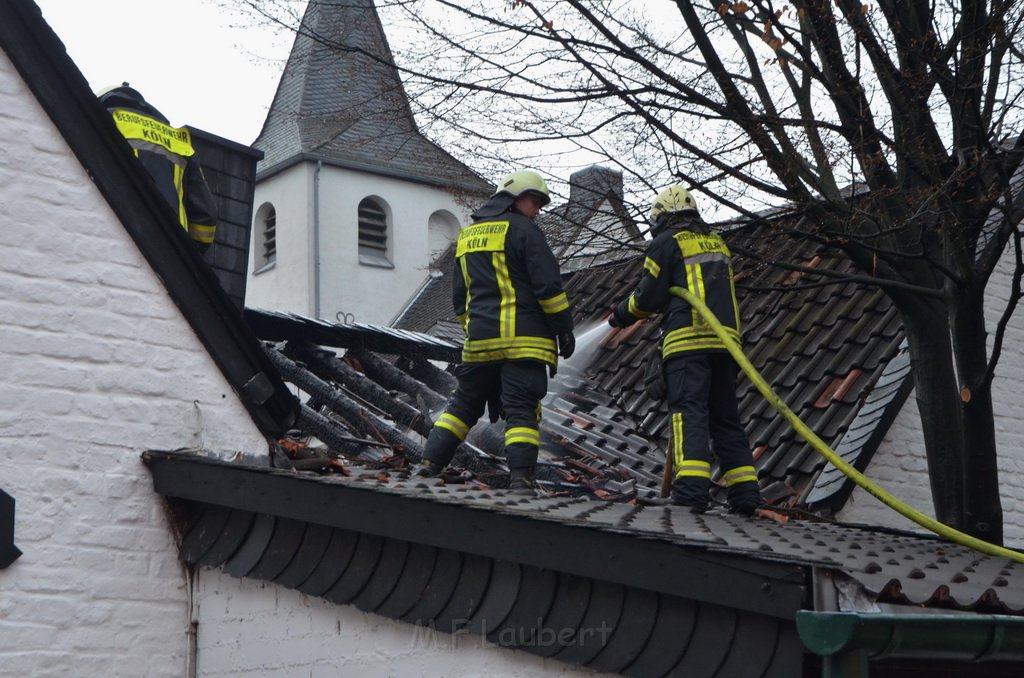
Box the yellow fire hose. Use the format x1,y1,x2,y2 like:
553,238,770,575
668,286,1024,563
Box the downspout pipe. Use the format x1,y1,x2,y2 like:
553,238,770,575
796,611,1024,676
313,158,322,318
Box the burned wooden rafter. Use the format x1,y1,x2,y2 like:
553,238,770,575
346,347,448,412
398,356,458,396
263,345,425,460
244,308,461,363
294,405,378,456
287,342,432,437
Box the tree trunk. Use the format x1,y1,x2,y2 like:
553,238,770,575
895,301,968,530
951,292,1005,544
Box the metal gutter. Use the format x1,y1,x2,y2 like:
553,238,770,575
796,611,1024,677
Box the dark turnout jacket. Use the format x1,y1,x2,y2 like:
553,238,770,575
100,89,218,251
613,214,741,359
453,196,573,367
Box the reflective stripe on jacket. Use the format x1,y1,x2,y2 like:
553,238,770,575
614,218,741,359
453,211,573,366
109,108,218,248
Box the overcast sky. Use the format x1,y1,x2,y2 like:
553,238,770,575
34,0,293,144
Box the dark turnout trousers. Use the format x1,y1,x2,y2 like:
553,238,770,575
423,360,547,470
665,352,760,512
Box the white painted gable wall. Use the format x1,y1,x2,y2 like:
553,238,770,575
193,570,613,677
0,46,267,677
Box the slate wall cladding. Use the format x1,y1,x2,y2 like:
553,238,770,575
0,41,266,677
189,127,262,312
175,499,804,677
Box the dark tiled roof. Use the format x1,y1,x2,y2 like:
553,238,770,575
214,307,1024,620
253,0,490,194
561,215,909,512
147,449,1024,618
393,204,909,513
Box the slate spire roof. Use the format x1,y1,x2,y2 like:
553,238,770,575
253,0,490,193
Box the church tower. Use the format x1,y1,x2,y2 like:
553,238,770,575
246,0,491,325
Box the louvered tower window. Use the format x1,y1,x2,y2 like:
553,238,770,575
253,202,277,273
262,208,277,264
358,197,392,267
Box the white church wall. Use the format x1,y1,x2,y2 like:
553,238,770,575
428,209,460,265
252,163,475,326
0,48,267,677
838,239,1024,545
246,166,314,315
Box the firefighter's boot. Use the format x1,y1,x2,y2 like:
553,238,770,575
508,466,537,492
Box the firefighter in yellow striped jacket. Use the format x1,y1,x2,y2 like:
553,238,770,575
98,84,218,253
609,186,761,515
416,170,575,490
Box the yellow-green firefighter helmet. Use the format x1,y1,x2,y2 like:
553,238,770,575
649,185,699,222
494,170,551,206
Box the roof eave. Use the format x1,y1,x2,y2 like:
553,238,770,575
256,153,492,195
143,449,807,620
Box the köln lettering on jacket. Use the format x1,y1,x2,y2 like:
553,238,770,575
457,221,510,256
111,110,193,156
673,230,730,259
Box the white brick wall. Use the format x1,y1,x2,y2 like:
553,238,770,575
840,238,1024,545
0,47,268,677
193,569,612,677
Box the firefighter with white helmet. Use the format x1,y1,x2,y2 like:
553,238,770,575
610,185,761,514
415,170,574,490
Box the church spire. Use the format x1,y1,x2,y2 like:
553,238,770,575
254,0,488,192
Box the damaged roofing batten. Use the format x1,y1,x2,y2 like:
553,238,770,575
0,0,299,437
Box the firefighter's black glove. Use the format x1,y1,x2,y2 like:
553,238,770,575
608,305,630,329
557,332,576,359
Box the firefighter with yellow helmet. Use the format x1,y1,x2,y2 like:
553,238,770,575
415,170,575,490
97,83,218,253
610,186,761,514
